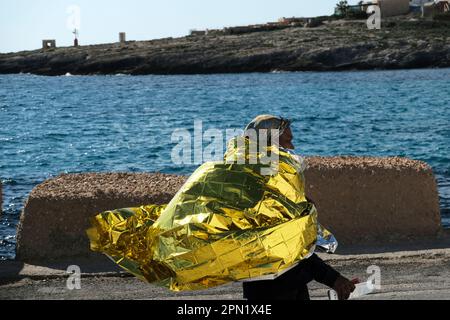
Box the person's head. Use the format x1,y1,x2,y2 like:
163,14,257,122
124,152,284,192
279,126,294,150
244,114,294,150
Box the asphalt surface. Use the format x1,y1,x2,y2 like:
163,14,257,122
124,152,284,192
1,241,450,300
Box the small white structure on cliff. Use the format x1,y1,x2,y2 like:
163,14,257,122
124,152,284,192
119,32,126,43
42,39,56,50
189,29,206,36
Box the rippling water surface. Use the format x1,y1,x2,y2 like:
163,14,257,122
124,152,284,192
1,69,449,259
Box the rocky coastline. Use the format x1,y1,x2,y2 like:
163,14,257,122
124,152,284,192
1,19,450,75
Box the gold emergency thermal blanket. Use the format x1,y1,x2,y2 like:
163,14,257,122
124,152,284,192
87,137,336,291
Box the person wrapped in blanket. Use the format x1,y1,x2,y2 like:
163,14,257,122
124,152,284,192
87,114,355,300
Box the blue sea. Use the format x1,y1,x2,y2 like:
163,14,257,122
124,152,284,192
1,69,449,260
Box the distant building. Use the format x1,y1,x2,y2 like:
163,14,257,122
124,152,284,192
358,0,411,17
334,3,368,16
278,17,309,25
410,0,435,14
189,29,206,36
436,0,450,12
410,0,433,5
119,32,126,43
42,40,56,50
335,0,410,17
422,0,450,17
374,0,411,17
189,16,319,38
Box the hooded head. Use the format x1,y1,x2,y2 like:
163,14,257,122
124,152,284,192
244,114,294,149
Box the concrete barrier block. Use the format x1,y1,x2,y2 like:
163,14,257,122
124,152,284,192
305,156,442,244
16,157,442,261
16,173,187,262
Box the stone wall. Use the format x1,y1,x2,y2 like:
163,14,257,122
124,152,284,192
16,157,442,262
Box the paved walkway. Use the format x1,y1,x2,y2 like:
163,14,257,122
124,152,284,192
1,242,450,300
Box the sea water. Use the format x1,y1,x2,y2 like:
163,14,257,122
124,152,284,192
1,69,449,259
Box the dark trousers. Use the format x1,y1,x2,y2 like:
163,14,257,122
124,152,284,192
243,254,340,300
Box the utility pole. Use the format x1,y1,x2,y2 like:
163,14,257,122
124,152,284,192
73,29,79,47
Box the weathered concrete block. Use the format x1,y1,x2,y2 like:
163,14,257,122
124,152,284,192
16,157,442,261
304,156,442,244
16,173,187,262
